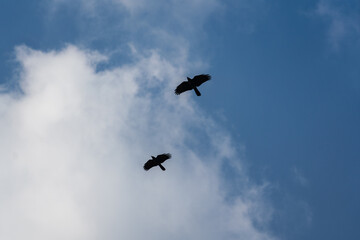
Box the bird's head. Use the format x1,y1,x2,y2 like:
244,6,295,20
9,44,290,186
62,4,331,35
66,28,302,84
151,156,155,159
187,77,191,81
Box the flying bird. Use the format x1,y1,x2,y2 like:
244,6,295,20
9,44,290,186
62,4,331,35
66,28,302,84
143,153,172,171
175,74,211,96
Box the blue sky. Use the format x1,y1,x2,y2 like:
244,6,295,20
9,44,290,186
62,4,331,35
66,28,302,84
0,0,359,239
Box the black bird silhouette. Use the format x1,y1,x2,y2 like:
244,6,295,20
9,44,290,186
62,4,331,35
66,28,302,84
143,153,172,171
175,74,211,96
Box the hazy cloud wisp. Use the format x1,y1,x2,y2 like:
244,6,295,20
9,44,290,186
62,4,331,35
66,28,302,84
316,0,360,49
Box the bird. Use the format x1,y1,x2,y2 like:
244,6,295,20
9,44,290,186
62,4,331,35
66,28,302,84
175,74,211,96
143,153,172,171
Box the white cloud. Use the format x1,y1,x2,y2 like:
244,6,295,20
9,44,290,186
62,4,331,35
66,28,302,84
292,166,308,187
0,45,275,240
1,1,277,238
316,0,360,49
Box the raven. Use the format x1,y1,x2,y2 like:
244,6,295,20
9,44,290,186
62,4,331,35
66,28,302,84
143,153,172,171
175,74,211,96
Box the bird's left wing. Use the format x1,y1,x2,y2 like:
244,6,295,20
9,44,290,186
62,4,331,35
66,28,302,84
193,74,211,86
156,153,172,162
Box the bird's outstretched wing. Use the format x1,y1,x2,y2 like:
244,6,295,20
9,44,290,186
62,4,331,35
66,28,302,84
143,159,157,171
193,74,211,87
156,153,172,162
175,81,192,95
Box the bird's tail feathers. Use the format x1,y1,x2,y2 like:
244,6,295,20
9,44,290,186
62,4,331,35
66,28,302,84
159,164,166,171
194,87,201,96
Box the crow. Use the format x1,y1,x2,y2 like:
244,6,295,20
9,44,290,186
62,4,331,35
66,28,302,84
143,153,172,171
175,74,211,96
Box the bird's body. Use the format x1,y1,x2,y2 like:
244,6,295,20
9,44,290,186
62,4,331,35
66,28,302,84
175,74,211,96
143,153,172,171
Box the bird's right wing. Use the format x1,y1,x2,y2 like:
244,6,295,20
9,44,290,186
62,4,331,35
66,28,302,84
175,81,192,95
143,159,156,171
